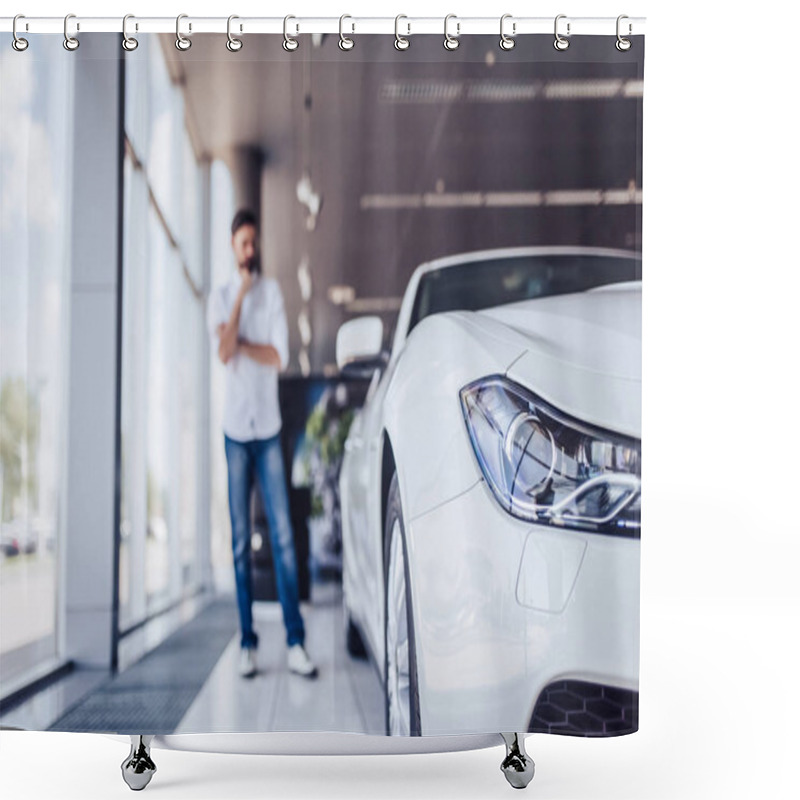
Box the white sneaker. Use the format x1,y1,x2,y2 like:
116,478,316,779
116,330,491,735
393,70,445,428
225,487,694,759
287,644,318,678
239,646,257,678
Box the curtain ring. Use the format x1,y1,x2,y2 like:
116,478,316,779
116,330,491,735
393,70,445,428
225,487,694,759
394,14,410,50
175,14,192,50
554,14,570,51
227,15,243,52
122,14,138,51
616,15,632,51
12,15,29,52
63,13,80,51
499,14,516,50
444,14,460,51
339,14,354,50
283,15,299,51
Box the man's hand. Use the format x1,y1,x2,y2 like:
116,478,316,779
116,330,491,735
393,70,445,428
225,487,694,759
237,267,254,297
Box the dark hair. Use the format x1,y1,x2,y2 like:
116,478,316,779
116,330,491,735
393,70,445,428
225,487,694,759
231,208,258,237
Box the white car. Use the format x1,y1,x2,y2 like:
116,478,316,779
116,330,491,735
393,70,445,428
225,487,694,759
337,246,641,737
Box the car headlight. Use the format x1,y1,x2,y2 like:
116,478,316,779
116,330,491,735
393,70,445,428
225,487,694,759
459,375,640,537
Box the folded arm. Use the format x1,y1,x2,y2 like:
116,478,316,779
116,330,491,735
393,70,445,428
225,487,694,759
212,280,288,370
216,293,244,364
237,340,282,369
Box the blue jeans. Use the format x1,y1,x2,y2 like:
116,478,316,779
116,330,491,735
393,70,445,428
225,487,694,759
224,432,305,650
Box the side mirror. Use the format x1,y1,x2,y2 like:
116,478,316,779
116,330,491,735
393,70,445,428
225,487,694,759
336,316,386,377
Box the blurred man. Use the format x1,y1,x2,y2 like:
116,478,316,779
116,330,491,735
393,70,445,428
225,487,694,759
207,208,318,680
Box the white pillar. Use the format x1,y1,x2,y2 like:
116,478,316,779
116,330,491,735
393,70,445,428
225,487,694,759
62,34,123,668
196,157,214,591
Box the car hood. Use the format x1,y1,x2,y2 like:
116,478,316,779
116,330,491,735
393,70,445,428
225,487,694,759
460,281,642,437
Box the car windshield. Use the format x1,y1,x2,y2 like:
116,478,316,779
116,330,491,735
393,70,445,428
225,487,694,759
408,252,642,335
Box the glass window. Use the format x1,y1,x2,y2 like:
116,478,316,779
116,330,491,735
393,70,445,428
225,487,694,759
209,159,235,584
120,35,205,628
0,49,74,682
124,35,150,164
182,130,202,285
177,271,200,587
146,39,183,240
144,203,173,605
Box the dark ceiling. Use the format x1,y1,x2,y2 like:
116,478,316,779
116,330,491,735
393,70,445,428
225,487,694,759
160,33,644,374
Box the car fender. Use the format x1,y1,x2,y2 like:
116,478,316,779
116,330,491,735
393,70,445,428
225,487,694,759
381,312,527,524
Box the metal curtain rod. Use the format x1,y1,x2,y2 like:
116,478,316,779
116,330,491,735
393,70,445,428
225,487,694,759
0,15,645,36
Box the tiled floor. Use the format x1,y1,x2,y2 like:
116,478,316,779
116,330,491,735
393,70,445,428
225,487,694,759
1,580,387,735
176,580,386,735
0,590,216,731
0,665,110,731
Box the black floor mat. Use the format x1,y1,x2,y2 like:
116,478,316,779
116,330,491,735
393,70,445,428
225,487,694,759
48,597,238,733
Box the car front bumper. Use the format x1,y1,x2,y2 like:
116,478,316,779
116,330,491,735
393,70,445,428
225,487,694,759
405,478,640,735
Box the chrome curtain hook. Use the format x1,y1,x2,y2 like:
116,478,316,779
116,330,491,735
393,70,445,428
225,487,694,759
283,15,299,51
227,15,243,51
175,13,192,50
616,14,632,51
12,14,29,51
394,14,410,50
554,14,570,51
122,14,138,51
444,13,460,51
499,14,516,50
63,13,79,51
339,14,354,50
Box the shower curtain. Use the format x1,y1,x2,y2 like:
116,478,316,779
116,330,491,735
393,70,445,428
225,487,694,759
0,26,643,741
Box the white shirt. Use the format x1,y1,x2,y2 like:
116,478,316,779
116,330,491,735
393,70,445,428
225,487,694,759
206,269,290,442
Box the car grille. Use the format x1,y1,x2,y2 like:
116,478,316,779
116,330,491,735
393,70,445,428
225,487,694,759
528,679,638,736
